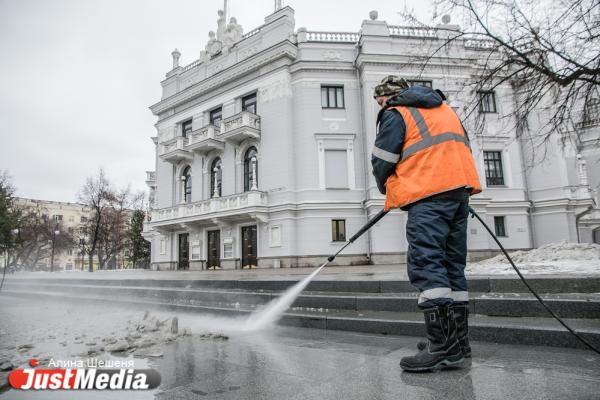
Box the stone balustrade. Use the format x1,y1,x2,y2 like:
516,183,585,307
159,136,192,163
388,25,437,38
217,111,261,143
146,171,156,183
306,31,360,43
151,191,267,223
189,124,221,144
464,38,496,50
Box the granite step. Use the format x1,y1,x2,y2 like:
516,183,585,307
4,281,599,319
2,288,599,351
6,275,600,293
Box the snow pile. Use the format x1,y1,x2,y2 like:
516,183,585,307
466,241,600,275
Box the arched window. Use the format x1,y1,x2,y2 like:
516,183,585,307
244,147,258,191
182,166,192,203
210,158,222,198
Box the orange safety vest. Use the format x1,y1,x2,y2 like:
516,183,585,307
383,103,482,211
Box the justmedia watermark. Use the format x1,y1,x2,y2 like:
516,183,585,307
8,358,161,390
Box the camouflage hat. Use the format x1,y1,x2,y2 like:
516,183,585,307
373,75,409,98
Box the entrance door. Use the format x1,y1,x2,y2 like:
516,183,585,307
178,233,189,270
241,225,258,268
207,230,220,269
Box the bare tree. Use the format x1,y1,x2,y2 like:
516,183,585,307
1,175,74,272
402,0,599,152
9,204,74,271
78,170,144,271
95,188,142,269
78,168,113,272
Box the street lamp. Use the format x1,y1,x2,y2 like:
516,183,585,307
50,225,60,273
79,238,85,271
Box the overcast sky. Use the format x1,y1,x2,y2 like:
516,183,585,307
0,0,435,203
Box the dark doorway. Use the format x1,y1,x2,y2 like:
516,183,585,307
178,233,189,270
593,227,600,244
241,225,257,269
207,230,221,269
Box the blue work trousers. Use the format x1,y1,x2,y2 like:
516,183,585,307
405,199,469,309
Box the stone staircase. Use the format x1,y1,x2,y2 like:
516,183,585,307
3,276,599,350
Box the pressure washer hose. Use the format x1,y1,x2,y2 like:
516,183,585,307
467,206,600,355
325,207,600,355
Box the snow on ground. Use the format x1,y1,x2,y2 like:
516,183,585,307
466,241,600,275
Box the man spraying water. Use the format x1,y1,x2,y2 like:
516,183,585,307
371,76,482,372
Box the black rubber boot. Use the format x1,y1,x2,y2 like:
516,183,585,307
417,303,471,358
453,304,471,357
401,305,464,372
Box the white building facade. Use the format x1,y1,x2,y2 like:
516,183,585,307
143,6,599,270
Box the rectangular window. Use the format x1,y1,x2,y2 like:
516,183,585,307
478,91,497,113
210,107,222,127
53,215,63,222
332,219,346,242
325,150,348,189
581,99,600,127
67,249,73,256
494,216,507,237
69,216,75,223
191,240,201,260
223,241,233,259
80,216,87,223
242,93,257,114
181,119,193,137
321,86,344,109
408,80,433,88
484,151,505,186
269,225,281,247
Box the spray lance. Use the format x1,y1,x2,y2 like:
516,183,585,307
315,206,600,355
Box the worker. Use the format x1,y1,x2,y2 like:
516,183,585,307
371,75,482,372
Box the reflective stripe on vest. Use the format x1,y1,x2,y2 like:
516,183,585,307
400,107,471,162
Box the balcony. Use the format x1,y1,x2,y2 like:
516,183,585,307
150,191,267,228
159,136,193,164
186,124,225,154
145,171,156,188
218,112,260,144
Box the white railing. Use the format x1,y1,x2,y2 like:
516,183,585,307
188,124,221,145
389,25,437,38
220,111,261,134
152,191,267,222
146,171,156,183
181,58,204,73
464,38,496,50
306,31,360,43
160,136,189,156
241,26,262,41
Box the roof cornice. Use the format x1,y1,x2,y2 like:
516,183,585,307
149,40,298,116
